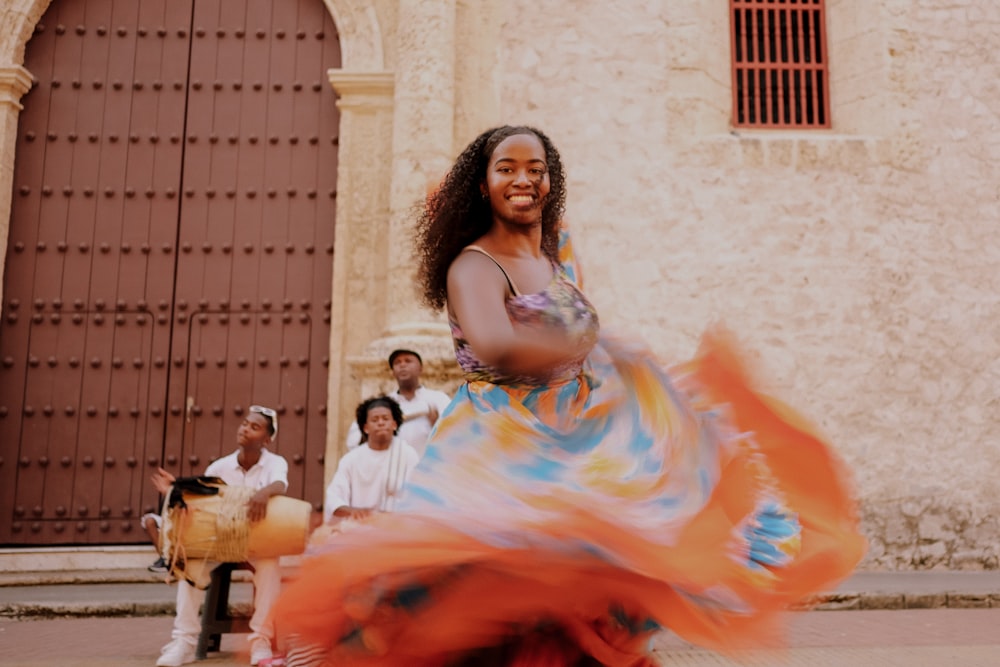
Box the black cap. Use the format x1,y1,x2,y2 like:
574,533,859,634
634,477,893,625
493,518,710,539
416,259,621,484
388,348,422,367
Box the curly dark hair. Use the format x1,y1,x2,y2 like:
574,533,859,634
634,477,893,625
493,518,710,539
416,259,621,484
415,125,567,311
355,395,404,444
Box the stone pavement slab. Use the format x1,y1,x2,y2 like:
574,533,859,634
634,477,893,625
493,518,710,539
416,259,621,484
3,569,1000,618
802,570,1000,610
655,647,1000,666
2,610,998,667
0,580,253,618
651,608,1000,666
838,571,1000,594
0,616,246,667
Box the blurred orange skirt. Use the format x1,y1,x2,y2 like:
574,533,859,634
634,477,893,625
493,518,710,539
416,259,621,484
273,332,865,666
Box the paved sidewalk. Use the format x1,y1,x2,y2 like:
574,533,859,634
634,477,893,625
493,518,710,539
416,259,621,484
2,569,1000,618
2,609,998,666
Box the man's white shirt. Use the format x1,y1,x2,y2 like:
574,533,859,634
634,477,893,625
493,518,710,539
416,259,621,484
324,437,420,522
205,447,288,492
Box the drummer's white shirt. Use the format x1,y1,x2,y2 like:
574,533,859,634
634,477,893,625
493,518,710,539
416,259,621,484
324,437,419,522
205,447,289,493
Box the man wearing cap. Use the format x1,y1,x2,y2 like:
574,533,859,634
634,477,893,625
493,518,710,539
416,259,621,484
345,349,452,458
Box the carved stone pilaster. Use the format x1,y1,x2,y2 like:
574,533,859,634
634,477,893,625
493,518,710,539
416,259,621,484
0,64,34,290
0,65,32,109
385,0,457,328
328,71,394,109
324,70,397,474
325,3,464,476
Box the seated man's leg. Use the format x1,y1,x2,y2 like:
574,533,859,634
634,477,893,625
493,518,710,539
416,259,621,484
140,513,161,550
248,557,281,663
156,581,203,666
174,580,205,639
141,513,169,572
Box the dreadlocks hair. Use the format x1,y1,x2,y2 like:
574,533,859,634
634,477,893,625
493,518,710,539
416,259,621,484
355,395,404,444
415,125,567,311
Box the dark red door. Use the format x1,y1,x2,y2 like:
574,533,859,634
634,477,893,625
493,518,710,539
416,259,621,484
0,0,339,545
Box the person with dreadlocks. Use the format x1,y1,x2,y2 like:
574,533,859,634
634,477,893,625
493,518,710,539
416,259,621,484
323,395,419,522
272,126,864,666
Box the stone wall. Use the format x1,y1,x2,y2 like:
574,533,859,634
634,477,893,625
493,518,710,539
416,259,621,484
476,0,1000,569
1,0,996,568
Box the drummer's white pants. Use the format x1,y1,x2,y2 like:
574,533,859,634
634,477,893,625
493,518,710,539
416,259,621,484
171,558,281,644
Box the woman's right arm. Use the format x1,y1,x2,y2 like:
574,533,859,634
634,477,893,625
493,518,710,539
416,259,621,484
447,252,581,377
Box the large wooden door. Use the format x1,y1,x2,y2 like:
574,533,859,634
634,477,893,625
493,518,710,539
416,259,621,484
0,0,339,545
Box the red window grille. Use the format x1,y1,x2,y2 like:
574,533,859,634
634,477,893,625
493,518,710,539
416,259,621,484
729,0,830,128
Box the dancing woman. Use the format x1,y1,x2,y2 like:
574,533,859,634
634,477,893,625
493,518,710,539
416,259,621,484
274,125,865,666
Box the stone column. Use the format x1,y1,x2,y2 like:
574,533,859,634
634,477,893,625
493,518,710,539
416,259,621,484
452,0,505,143
344,0,462,447
324,70,396,472
383,0,458,334
0,65,33,293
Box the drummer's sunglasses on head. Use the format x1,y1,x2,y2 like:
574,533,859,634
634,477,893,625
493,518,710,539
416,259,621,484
249,405,278,435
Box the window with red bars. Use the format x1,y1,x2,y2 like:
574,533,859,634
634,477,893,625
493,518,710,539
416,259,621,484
729,0,830,128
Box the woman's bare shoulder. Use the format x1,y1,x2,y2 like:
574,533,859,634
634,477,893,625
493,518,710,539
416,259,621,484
448,246,502,281
447,246,510,308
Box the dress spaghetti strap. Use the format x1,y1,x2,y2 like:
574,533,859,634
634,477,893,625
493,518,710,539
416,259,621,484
463,245,520,296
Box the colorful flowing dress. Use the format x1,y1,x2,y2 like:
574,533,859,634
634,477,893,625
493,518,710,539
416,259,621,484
273,230,865,666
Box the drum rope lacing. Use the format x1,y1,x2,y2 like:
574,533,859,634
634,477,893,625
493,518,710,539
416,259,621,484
213,485,256,562
164,484,256,578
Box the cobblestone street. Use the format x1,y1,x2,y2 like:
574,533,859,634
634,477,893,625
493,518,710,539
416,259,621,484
2,609,998,666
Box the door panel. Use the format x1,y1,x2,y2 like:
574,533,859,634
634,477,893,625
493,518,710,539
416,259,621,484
1,0,339,544
13,317,62,538
178,310,315,497
167,0,339,511
0,13,55,538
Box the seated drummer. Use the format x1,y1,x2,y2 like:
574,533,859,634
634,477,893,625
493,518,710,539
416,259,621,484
152,404,287,667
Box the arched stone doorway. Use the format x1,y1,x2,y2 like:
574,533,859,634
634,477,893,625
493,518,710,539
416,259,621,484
0,0,344,545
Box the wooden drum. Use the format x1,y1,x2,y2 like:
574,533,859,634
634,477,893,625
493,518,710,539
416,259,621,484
161,478,313,565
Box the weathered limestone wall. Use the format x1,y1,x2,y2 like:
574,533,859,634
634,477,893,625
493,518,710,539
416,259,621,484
452,0,504,148
481,0,1000,569
2,0,996,569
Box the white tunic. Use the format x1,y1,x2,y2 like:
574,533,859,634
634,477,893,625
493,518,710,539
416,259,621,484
323,437,420,521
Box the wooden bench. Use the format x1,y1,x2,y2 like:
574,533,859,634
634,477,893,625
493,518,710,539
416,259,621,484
196,562,254,659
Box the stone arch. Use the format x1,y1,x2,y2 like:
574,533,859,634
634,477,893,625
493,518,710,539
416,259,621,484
0,0,53,290
0,0,384,293
1,1,383,70
0,0,53,67
320,0,386,71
